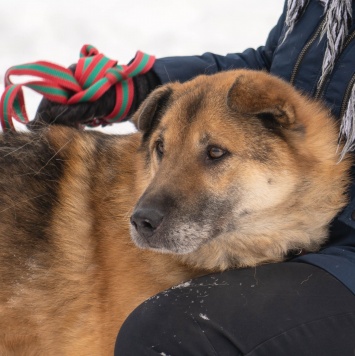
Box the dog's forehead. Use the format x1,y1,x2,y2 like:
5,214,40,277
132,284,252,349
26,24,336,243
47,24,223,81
155,98,238,151
161,83,227,127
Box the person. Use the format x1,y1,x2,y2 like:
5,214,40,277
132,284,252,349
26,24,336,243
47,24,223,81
33,0,355,354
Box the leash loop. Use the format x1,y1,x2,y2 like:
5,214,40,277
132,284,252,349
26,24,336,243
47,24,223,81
0,45,155,131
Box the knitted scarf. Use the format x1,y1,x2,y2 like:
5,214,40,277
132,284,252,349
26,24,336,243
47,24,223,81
285,0,353,160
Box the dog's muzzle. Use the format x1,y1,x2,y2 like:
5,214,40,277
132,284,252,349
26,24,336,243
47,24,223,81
130,207,164,239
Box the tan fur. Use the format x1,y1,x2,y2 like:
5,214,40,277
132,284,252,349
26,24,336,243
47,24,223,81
0,70,351,355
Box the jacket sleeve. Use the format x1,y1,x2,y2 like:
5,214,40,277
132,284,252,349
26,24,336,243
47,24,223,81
152,2,287,84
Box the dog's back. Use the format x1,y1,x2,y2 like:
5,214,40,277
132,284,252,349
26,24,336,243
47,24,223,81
0,131,65,354
0,129,143,355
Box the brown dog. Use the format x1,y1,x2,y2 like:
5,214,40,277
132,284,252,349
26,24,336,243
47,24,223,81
0,70,350,355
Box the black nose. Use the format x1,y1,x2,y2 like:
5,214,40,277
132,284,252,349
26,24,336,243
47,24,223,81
130,208,164,238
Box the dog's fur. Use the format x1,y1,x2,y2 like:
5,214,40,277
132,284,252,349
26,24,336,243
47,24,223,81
0,70,350,355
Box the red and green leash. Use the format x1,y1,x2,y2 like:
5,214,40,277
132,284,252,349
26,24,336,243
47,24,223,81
0,44,155,131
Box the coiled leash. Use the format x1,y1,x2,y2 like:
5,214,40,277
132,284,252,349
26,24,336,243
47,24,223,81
0,44,155,131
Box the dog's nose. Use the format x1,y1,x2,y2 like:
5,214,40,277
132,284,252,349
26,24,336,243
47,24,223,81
130,208,164,238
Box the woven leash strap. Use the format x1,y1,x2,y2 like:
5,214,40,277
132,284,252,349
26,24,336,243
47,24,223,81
0,44,155,131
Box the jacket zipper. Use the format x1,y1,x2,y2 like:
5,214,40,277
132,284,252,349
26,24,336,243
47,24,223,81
340,73,355,119
315,29,355,100
290,18,326,85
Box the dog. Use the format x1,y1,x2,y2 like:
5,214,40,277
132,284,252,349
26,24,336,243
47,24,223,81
0,69,350,355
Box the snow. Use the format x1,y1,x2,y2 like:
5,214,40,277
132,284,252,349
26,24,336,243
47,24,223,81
199,313,210,320
0,0,284,133
171,280,192,289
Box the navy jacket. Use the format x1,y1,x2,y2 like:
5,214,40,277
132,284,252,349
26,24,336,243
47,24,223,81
152,0,355,294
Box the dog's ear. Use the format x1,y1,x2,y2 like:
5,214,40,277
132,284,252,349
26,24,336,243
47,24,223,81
132,86,172,135
227,73,296,128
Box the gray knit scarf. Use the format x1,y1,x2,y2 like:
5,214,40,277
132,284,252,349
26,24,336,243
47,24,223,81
285,0,353,160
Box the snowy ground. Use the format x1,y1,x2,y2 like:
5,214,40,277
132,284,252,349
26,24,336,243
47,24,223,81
0,0,284,133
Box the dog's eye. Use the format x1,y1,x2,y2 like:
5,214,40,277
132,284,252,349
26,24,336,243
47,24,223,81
207,146,227,160
155,140,164,158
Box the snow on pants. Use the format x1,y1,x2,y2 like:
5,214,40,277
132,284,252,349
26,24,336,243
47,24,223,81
114,262,355,355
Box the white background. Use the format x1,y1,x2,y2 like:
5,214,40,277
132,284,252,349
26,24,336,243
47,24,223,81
0,0,285,133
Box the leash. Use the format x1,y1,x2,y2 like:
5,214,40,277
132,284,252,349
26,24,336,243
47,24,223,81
0,44,155,131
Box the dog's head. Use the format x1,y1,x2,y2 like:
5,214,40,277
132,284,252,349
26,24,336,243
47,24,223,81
130,70,350,270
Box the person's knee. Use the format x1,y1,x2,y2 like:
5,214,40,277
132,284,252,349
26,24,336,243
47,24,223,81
114,287,219,356
115,299,163,355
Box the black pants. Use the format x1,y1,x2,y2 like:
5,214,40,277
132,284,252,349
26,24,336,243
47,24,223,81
115,262,355,355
